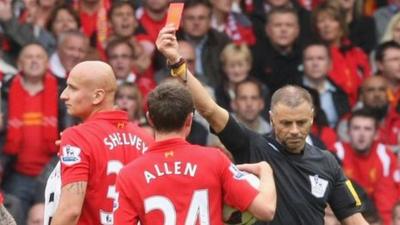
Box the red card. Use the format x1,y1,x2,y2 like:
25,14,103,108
166,3,184,29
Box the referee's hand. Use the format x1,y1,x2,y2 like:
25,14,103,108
156,24,181,65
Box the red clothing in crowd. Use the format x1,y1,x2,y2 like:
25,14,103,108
332,142,399,225
328,44,371,106
115,138,259,225
388,87,400,111
311,125,338,151
59,111,154,225
137,10,167,43
4,73,59,176
77,0,110,59
377,107,400,146
220,13,256,45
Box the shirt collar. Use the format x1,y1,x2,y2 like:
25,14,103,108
148,138,188,152
86,110,129,123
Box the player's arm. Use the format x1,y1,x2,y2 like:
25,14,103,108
0,193,17,225
156,24,229,133
341,213,369,225
50,181,87,225
237,162,276,221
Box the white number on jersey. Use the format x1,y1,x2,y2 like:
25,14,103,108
144,189,210,225
99,160,124,225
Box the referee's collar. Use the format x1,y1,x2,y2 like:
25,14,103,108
266,134,306,156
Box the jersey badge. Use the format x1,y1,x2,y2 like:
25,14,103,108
164,151,174,158
229,164,246,179
60,145,81,166
309,175,328,198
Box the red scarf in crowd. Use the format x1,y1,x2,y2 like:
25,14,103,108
4,72,59,155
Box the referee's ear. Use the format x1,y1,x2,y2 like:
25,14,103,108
269,110,274,127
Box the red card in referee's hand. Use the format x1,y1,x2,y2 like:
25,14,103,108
166,3,184,30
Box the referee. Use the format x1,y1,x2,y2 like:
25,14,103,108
156,25,369,225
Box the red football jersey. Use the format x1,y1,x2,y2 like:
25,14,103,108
333,142,399,225
59,111,154,225
115,138,259,225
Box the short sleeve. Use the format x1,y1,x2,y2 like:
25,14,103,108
220,152,259,212
115,168,139,225
59,128,90,186
328,161,363,220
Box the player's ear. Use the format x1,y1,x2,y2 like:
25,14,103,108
146,111,155,128
93,89,106,105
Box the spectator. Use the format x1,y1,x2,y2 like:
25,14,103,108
26,202,44,225
74,0,110,59
374,0,400,41
46,5,81,39
115,82,146,125
381,13,400,44
108,1,154,55
157,24,369,225
333,109,399,225
333,0,377,54
136,0,168,43
0,43,66,225
337,76,400,149
245,0,312,47
0,0,57,63
49,31,89,79
312,1,371,106
232,78,272,135
106,38,156,98
177,0,231,87
114,79,277,225
47,61,154,225
302,42,350,128
251,6,303,93
375,41,400,109
209,0,256,45
216,43,253,111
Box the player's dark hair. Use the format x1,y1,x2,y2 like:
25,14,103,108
147,79,194,132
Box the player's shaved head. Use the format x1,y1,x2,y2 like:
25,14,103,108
62,61,118,119
70,61,117,92
270,85,314,112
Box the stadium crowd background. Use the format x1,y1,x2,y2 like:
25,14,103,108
1,0,400,224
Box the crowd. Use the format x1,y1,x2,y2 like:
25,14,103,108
0,0,400,224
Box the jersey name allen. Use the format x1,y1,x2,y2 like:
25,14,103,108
144,161,198,184
103,132,148,152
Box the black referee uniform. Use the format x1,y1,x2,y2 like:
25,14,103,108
217,115,363,225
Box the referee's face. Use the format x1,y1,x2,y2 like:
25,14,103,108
270,102,313,153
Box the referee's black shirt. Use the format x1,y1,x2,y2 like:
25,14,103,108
217,115,363,225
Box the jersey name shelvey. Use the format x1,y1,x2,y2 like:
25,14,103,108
103,132,148,152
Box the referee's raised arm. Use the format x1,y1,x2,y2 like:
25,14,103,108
156,25,229,133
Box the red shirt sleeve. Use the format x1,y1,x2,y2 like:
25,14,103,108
115,168,140,225
59,128,91,186
220,152,259,212
374,150,399,225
